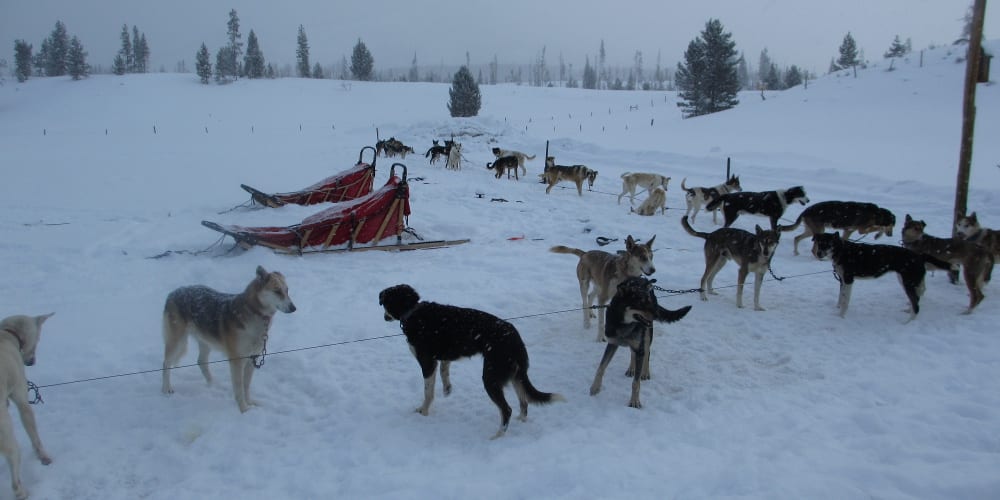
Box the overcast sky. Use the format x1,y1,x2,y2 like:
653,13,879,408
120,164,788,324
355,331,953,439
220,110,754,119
2,1,997,75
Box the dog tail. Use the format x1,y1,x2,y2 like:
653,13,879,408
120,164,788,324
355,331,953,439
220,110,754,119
655,304,692,323
515,364,565,405
921,254,953,271
550,245,586,257
524,154,536,160
680,216,710,239
680,177,695,195
777,212,804,232
621,172,631,179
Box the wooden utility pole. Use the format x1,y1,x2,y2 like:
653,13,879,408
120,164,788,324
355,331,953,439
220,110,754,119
953,0,988,235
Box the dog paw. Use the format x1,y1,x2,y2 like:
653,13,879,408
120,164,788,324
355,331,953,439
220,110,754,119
40,455,52,466
443,384,452,396
415,407,430,416
589,384,602,396
640,373,651,381
627,400,642,409
754,306,766,311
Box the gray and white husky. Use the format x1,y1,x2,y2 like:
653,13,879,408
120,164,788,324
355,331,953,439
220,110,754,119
161,266,296,412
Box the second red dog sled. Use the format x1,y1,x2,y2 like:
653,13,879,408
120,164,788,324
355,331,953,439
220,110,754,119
239,147,377,208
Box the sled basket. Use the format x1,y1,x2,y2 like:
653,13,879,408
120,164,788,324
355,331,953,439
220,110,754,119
204,163,412,254
240,146,377,208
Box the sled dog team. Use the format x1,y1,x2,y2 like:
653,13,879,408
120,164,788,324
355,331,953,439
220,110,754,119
4,166,996,499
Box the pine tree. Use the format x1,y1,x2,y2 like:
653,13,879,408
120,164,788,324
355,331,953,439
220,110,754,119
112,54,126,75
675,19,741,118
243,30,265,78
296,25,310,78
312,62,324,79
45,21,69,76
448,66,481,117
196,43,212,84
119,25,133,72
884,35,909,58
14,40,32,82
764,63,781,90
226,9,242,78
135,33,149,73
828,57,840,73
598,39,606,89
34,39,50,76
784,65,802,88
757,48,771,89
837,32,859,69
737,53,750,90
66,36,89,80
215,46,234,83
582,56,597,89
350,38,374,81
132,26,140,71
408,53,418,82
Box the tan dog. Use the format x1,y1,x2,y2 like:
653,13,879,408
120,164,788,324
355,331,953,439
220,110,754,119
955,211,1000,258
0,313,54,500
618,172,671,205
550,235,656,341
161,266,296,412
541,156,598,196
633,186,667,216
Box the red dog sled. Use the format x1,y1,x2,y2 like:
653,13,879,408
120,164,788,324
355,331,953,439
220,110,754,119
239,147,377,208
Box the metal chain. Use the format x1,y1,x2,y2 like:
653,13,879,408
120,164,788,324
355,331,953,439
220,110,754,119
252,334,268,369
27,381,43,405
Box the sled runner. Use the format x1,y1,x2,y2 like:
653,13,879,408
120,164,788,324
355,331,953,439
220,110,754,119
239,147,377,208
203,163,468,254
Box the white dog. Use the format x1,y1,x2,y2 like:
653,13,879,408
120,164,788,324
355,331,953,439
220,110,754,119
0,313,54,500
633,186,667,216
446,142,463,171
618,172,671,205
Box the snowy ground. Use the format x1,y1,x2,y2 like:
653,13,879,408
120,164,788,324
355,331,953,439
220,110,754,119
0,42,998,499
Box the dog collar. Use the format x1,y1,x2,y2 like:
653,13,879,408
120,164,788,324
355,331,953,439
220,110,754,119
1,327,24,351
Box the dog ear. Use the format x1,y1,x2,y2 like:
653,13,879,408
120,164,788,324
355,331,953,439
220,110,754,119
970,211,978,221
35,312,55,327
905,214,913,224
256,265,269,281
645,235,656,248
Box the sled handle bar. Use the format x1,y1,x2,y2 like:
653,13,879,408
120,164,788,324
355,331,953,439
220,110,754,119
390,162,408,182
358,146,377,168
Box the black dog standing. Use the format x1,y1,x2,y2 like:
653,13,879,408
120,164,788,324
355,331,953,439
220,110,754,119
590,277,691,408
379,284,563,439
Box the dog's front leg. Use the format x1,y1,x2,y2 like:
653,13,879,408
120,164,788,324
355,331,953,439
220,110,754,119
753,271,766,311
590,344,618,396
242,361,259,408
228,359,251,412
416,358,438,415
627,345,645,409
736,267,749,308
439,361,452,396
838,282,853,318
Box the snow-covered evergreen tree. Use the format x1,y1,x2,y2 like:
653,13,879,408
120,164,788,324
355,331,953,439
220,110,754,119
119,25,133,73
196,43,211,84
312,62,324,79
44,21,69,76
296,25,310,78
66,35,89,80
676,18,741,118
837,32,860,69
408,53,419,82
350,38,374,81
884,35,909,58
243,30,265,78
14,40,32,82
226,9,242,78
784,65,802,88
448,65,481,117
135,33,149,73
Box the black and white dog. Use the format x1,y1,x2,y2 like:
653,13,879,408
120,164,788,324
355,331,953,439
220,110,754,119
378,284,563,439
778,200,896,255
810,232,948,320
589,277,691,409
706,186,810,230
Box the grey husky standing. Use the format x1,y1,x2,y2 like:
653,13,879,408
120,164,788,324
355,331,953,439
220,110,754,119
161,266,296,412
682,215,780,310
550,235,656,341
